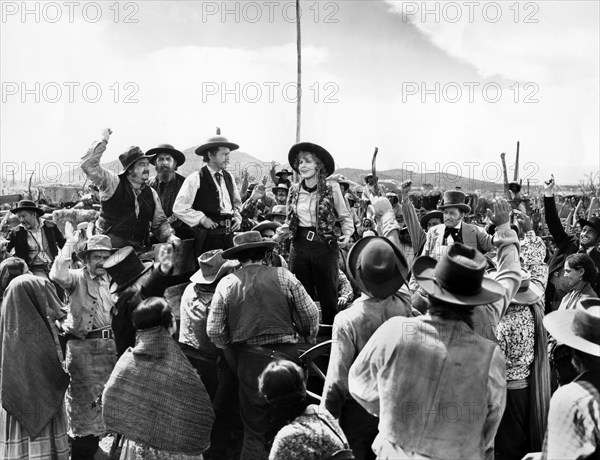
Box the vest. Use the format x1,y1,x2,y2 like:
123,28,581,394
287,182,336,238
8,221,64,266
379,316,498,459
97,177,155,242
226,266,296,344
192,166,235,220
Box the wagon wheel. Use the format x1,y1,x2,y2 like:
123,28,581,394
299,339,332,403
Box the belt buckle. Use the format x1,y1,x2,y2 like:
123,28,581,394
102,329,111,340
225,219,231,234
306,230,315,241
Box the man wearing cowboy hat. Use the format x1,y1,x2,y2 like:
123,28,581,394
80,129,180,251
147,144,188,236
423,189,494,261
271,183,289,206
540,298,600,459
3,199,66,278
349,199,520,460
543,175,600,312
173,128,243,254
207,231,319,459
321,235,413,460
49,226,117,459
252,220,287,267
269,164,293,189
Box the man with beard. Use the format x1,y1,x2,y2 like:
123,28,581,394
173,128,242,255
147,144,188,238
423,190,494,261
271,184,289,207
80,129,180,251
543,174,600,312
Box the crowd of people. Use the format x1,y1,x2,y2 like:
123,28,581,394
0,128,599,460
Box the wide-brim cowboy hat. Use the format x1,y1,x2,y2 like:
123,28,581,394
579,217,600,235
147,144,186,166
77,234,117,259
103,246,153,292
543,298,600,357
420,210,443,230
288,142,335,177
363,174,374,184
347,236,409,299
190,249,239,285
252,221,282,235
437,190,471,214
11,200,44,217
118,146,155,176
267,205,287,219
512,269,543,304
222,231,278,260
413,243,504,306
194,128,239,156
271,184,289,194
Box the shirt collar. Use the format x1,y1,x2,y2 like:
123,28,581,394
206,164,222,175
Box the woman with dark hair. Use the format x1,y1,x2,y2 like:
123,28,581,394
277,142,354,324
558,253,598,310
102,297,214,460
259,360,351,460
0,256,30,302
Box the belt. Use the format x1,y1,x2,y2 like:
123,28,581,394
85,328,114,340
296,227,318,242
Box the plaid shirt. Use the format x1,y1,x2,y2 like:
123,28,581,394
207,265,319,348
542,377,600,459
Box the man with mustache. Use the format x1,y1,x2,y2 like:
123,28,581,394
80,129,180,251
173,128,242,254
147,144,187,238
423,190,494,262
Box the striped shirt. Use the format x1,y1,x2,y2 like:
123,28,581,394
207,266,319,348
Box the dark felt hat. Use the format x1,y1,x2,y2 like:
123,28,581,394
346,236,409,299
288,142,335,177
103,246,153,292
221,231,277,260
579,216,600,235
437,190,471,213
194,127,239,156
11,200,44,217
420,210,444,230
413,243,504,306
147,144,186,166
118,147,155,176
275,168,293,177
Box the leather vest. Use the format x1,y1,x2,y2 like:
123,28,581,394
192,166,235,220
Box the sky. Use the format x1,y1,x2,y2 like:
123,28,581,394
1,0,599,189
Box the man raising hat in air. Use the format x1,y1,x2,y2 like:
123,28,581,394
147,143,188,239
173,128,242,255
80,128,180,251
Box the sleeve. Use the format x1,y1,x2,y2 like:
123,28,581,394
423,227,434,256
49,241,78,291
337,269,353,302
231,177,243,222
544,195,569,246
80,139,119,200
483,347,507,459
282,269,319,341
402,200,426,254
207,278,232,348
149,188,175,242
321,316,356,418
140,265,173,299
269,424,305,460
331,182,354,237
240,197,258,220
173,172,207,227
475,224,495,253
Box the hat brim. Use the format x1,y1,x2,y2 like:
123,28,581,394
77,247,117,260
413,256,504,306
252,221,281,234
113,262,153,292
346,236,409,299
12,206,45,217
271,186,289,193
194,142,239,156
221,241,278,260
420,211,443,230
543,310,600,357
275,171,292,177
147,148,186,166
579,218,600,235
437,203,471,213
512,283,543,304
117,154,156,176
288,142,335,177
190,259,239,284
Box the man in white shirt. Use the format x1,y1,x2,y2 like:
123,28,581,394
173,128,242,255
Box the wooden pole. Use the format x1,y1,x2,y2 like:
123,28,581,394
500,152,509,197
295,0,301,144
514,141,520,181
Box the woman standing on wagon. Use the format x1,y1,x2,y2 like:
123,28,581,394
278,142,354,324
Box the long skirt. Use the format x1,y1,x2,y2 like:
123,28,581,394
0,402,69,460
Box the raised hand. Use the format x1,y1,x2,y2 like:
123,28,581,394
101,128,112,142
486,198,511,227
